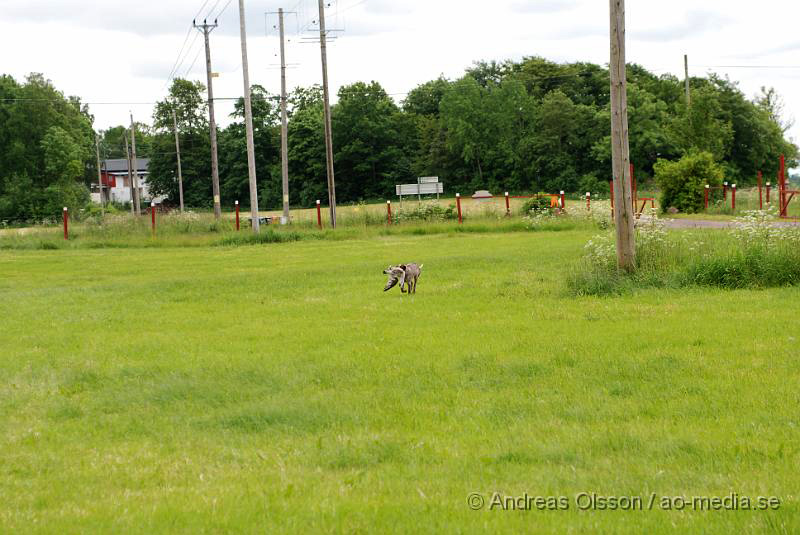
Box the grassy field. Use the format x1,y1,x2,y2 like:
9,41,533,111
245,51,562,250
1,227,798,533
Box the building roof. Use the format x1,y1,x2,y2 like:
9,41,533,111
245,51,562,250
103,158,149,173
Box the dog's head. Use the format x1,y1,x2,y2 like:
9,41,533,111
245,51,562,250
383,265,404,275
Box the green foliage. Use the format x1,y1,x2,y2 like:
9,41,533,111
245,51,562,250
41,126,84,183
667,86,734,161
393,202,456,223
332,81,414,200
577,174,609,196
287,89,326,207
520,195,553,215
654,151,723,213
0,74,94,221
2,57,798,217
148,79,212,207
43,180,90,216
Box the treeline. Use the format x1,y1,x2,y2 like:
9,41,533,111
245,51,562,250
1,57,797,220
0,74,96,221
144,57,796,209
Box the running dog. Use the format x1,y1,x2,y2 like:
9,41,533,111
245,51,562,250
383,263,423,293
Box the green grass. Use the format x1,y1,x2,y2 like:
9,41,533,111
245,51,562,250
1,229,798,533
0,213,589,250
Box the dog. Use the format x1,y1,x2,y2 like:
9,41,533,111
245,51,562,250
383,263,423,293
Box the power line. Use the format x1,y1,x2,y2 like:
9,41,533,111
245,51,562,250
213,0,235,20
183,46,205,78
164,27,195,87
696,65,800,69
193,0,214,20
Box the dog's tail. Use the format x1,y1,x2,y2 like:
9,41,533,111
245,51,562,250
419,264,424,270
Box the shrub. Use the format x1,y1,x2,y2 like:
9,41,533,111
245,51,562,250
654,151,723,213
394,202,456,223
578,174,610,196
520,195,554,215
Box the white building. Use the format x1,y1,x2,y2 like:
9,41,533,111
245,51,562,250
91,158,165,205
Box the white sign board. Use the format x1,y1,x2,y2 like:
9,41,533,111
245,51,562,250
396,183,444,196
419,176,439,184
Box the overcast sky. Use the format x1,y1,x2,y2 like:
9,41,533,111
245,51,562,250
2,0,799,146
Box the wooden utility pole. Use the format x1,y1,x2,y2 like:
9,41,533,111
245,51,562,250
238,0,260,233
95,134,104,217
172,110,185,212
609,0,636,271
318,0,337,227
279,8,290,223
684,54,690,106
194,18,222,219
124,133,135,215
129,114,142,216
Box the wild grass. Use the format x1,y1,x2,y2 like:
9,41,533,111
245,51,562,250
0,206,599,250
568,209,800,295
1,227,798,533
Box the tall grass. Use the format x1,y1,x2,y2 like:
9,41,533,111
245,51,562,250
0,206,604,250
568,209,800,295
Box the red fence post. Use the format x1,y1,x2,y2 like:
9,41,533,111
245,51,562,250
723,182,728,201
316,200,322,229
757,171,763,210
456,193,462,224
585,192,591,211
559,191,565,213
504,192,510,216
731,184,736,213
766,183,771,205
235,200,240,231
63,207,68,240
387,200,392,225
150,202,156,236
704,185,709,210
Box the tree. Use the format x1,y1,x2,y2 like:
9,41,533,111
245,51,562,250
331,81,413,200
218,85,281,209
148,79,211,206
0,74,93,221
525,90,597,193
402,77,451,117
286,87,327,207
667,85,733,162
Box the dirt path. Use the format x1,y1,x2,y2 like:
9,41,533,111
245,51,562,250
659,218,800,229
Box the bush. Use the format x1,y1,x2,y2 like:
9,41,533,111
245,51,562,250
394,202,456,223
654,151,723,213
578,174,610,196
520,195,554,215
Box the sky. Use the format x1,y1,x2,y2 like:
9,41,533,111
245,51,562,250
2,0,800,147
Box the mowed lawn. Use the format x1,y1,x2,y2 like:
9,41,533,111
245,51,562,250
0,229,798,534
